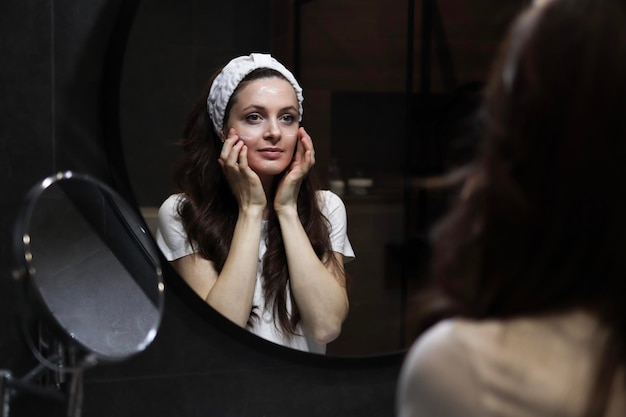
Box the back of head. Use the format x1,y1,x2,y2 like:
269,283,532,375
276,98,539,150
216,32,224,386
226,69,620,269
488,0,626,171
429,0,626,321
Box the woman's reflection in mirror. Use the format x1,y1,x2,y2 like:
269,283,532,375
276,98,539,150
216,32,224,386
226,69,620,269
156,53,354,354
397,0,626,415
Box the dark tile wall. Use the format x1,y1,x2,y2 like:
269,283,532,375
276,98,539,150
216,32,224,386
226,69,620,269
0,0,123,375
119,0,275,207
0,1,403,416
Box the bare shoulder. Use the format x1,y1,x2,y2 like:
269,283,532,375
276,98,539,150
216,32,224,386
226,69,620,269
397,319,485,417
398,313,605,417
403,320,474,374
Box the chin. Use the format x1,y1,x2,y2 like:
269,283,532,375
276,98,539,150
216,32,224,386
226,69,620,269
251,161,291,176
265,168,290,177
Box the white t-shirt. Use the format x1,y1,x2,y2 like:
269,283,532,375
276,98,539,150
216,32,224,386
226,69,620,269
156,190,354,354
397,310,626,417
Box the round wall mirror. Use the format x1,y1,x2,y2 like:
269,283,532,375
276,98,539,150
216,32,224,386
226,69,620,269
118,0,409,358
116,0,525,357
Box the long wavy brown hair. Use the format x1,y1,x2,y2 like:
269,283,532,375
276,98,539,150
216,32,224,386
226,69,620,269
173,67,337,337
414,0,626,414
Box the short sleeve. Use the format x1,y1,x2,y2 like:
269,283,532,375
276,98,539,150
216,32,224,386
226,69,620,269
317,190,355,262
155,194,196,261
396,320,483,417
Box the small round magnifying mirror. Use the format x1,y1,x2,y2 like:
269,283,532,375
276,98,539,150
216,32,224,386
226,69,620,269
4,172,164,416
13,171,164,368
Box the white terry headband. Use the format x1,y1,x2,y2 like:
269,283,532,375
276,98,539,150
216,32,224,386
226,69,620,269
206,53,304,136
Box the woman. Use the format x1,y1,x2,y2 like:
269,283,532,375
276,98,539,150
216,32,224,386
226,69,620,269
397,0,626,415
156,53,354,354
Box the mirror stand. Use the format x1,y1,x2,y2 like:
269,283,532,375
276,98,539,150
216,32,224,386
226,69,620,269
0,358,82,417
0,316,91,417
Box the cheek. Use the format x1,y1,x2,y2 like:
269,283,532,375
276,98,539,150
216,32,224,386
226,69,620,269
233,124,264,142
284,134,298,155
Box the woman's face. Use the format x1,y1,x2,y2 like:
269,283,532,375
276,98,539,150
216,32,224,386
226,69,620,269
224,77,300,179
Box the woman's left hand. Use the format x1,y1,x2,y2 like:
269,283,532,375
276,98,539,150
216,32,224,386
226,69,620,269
274,127,315,212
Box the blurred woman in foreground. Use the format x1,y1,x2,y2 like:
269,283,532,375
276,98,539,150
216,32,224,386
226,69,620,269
397,0,626,415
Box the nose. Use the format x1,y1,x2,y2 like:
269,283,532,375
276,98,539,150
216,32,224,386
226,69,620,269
263,119,281,142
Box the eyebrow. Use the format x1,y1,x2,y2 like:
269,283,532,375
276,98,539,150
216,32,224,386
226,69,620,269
240,104,299,114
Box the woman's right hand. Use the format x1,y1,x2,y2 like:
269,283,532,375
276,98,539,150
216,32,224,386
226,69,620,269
219,128,267,212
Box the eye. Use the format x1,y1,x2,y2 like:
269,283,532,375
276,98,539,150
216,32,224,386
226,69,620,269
245,113,262,123
280,113,296,124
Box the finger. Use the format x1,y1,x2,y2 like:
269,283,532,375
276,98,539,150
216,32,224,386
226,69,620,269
299,127,314,152
238,145,250,169
295,128,311,162
291,138,303,165
298,126,310,140
299,128,315,162
227,141,244,166
305,149,315,167
220,129,239,160
220,139,243,168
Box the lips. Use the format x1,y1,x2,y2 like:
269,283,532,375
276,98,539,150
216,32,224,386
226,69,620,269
258,148,283,160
